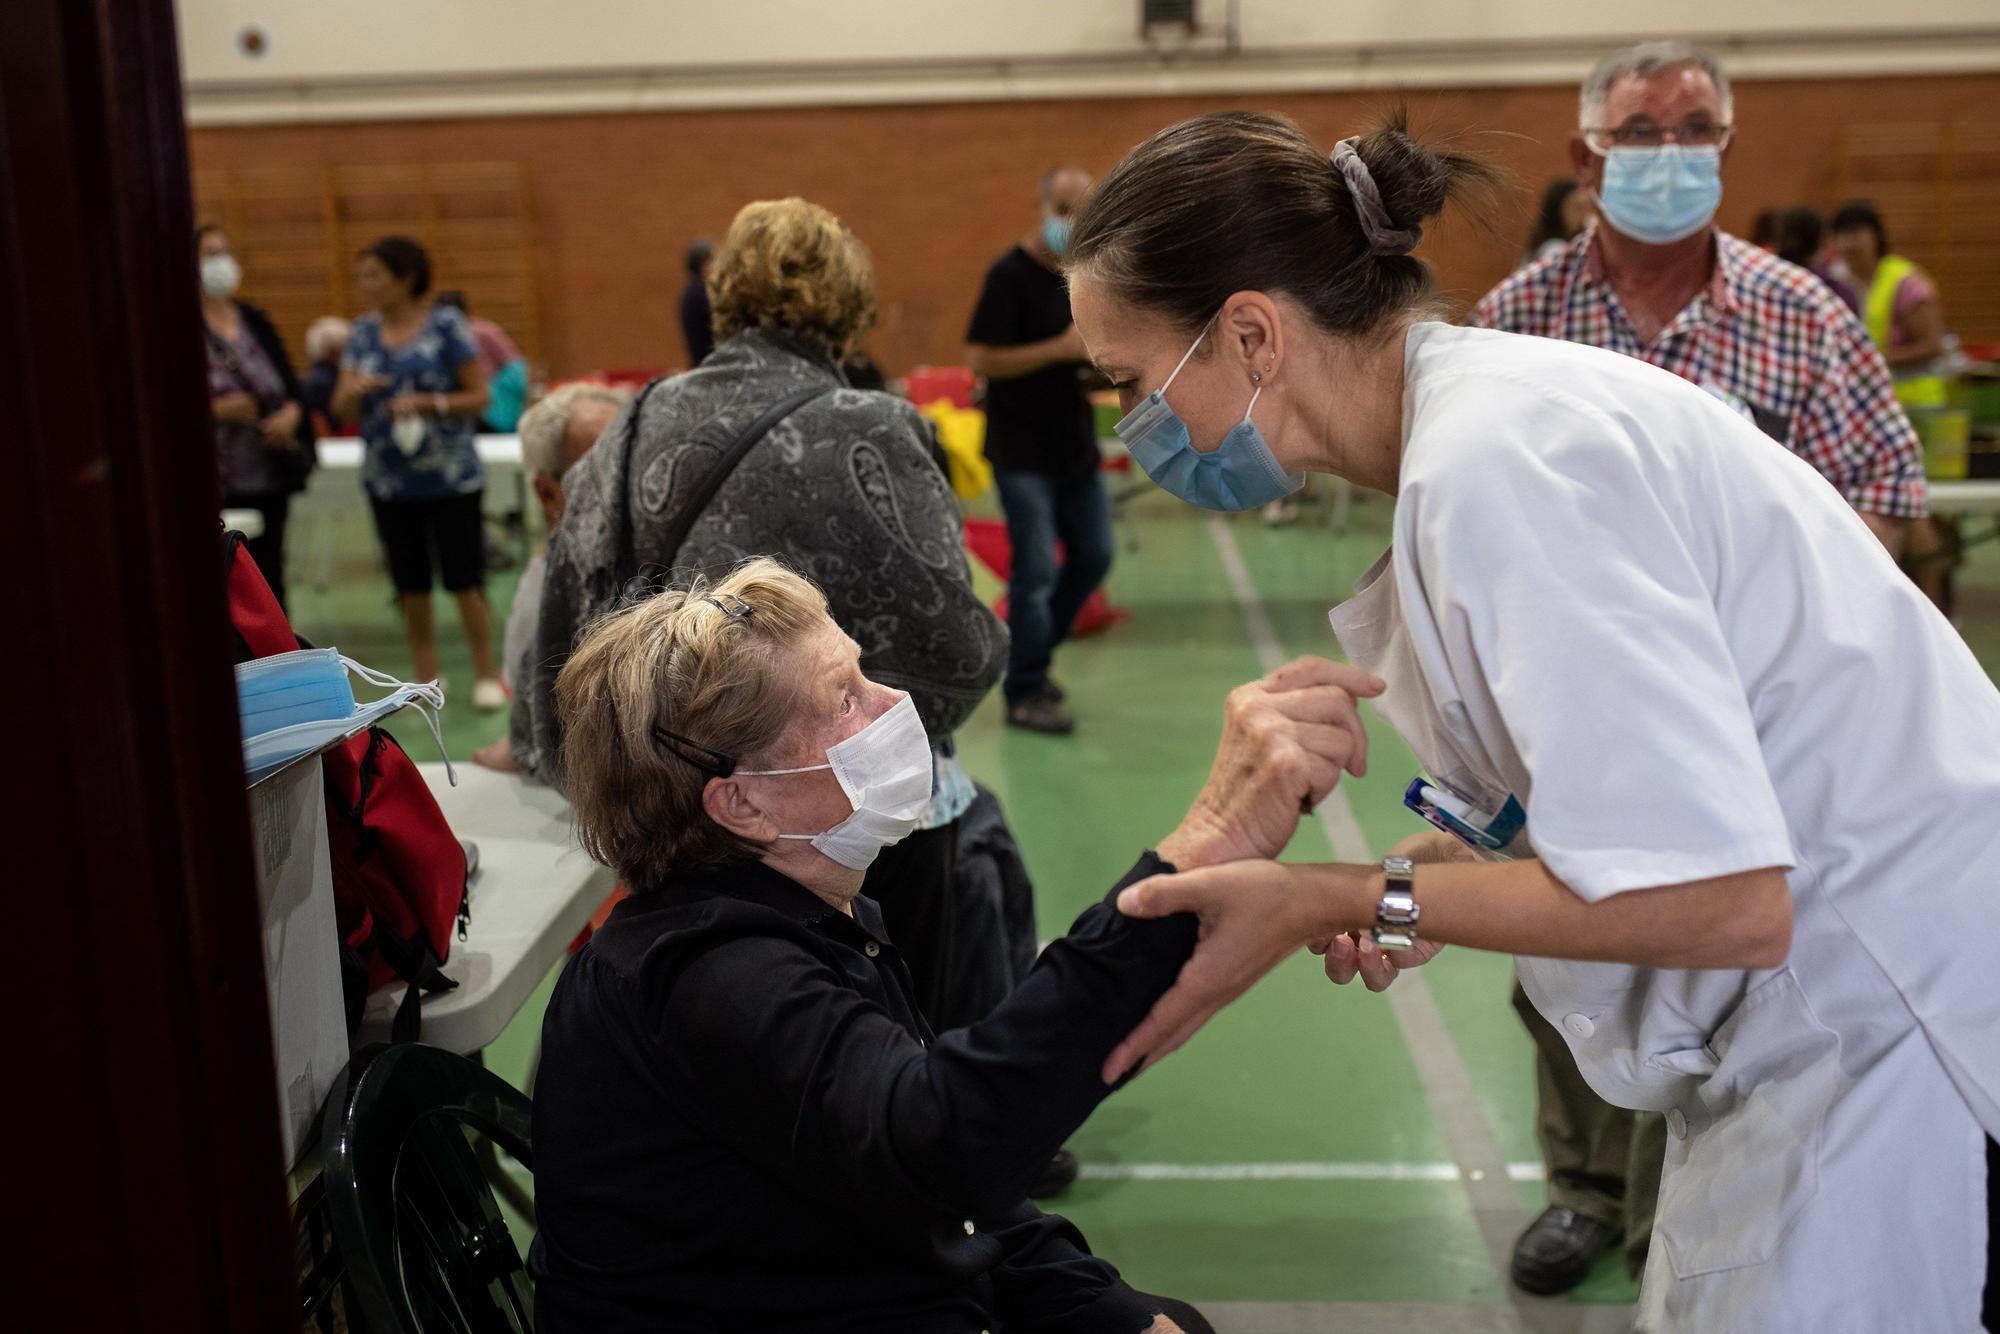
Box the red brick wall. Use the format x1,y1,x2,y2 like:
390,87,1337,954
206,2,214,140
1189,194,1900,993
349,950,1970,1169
189,72,2000,378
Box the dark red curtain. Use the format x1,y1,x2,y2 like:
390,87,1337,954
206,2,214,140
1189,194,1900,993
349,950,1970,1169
0,0,292,1325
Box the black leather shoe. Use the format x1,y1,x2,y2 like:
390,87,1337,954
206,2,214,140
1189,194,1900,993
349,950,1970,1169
1006,695,1075,735
1038,677,1066,706
1510,1206,1619,1295
1028,1148,1080,1199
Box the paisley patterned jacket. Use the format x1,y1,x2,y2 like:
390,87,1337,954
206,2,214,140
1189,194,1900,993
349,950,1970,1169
521,327,1007,785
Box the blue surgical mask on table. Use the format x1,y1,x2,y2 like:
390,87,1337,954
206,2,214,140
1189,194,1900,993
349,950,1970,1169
1113,319,1304,511
739,694,933,871
1042,213,1072,258
237,648,451,785
1592,144,1722,246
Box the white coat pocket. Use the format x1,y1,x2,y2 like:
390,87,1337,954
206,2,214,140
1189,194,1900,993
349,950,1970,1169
1653,969,1841,1280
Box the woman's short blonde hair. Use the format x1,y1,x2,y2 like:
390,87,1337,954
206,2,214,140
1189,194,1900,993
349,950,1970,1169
556,558,831,890
709,197,877,355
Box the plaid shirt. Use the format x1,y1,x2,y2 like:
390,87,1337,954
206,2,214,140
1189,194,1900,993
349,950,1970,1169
1470,226,1926,519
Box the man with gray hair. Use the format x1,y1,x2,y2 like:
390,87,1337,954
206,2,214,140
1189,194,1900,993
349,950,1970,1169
473,381,630,773
299,314,351,431
1472,39,1926,1298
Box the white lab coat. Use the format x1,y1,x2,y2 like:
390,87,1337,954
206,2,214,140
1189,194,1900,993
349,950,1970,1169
1329,323,2000,1333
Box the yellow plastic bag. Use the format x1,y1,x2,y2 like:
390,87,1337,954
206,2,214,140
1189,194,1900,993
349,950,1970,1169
917,402,993,501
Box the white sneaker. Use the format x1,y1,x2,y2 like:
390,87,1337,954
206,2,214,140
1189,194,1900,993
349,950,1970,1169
472,678,508,712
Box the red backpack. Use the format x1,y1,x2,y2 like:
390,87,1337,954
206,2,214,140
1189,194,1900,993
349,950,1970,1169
224,531,468,1040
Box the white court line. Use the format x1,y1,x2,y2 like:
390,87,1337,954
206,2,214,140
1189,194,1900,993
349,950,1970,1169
1205,515,1579,1334
1077,1161,1549,1183
503,1160,1551,1184
1202,518,1372,860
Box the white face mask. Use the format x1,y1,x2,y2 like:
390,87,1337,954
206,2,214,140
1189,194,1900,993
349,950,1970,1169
390,411,429,455
200,253,242,299
740,694,933,871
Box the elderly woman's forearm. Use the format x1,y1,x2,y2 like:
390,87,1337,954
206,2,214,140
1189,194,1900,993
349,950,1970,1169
1300,858,1793,970
890,855,1197,1213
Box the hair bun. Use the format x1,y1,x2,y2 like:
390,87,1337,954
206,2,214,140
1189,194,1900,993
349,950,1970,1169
1348,111,1456,236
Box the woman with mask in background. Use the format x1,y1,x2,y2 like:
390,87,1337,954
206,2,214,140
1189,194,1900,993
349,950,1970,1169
332,235,503,710
1061,105,2000,1333
530,557,1379,1333
199,224,314,607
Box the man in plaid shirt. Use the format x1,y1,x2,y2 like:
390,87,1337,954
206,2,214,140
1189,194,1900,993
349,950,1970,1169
1469,39,1927,1301
1472,49,1924,556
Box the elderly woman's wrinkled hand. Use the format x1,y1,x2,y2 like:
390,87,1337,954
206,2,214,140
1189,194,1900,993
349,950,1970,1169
1159,655,1383,870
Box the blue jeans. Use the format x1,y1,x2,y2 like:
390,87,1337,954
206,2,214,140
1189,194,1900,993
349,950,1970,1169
995,468,1113,705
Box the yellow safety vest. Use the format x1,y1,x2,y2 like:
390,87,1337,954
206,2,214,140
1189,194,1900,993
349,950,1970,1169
1863,254,1949,409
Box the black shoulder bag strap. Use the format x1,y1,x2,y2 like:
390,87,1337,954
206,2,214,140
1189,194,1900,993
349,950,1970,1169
613,381,832,595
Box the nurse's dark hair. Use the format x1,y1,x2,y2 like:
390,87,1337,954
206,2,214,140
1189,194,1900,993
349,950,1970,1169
1067,108,1500,337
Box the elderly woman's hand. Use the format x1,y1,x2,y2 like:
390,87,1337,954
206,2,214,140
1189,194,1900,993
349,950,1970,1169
1157,655,1383,871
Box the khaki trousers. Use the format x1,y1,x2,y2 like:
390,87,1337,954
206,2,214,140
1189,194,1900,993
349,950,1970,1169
1512,973,1662,1280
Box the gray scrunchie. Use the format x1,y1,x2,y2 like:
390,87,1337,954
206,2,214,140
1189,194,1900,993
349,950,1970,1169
1332,138,1423,257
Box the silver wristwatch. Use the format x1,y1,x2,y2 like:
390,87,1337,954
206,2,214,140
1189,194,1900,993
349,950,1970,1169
1372,855,1421,950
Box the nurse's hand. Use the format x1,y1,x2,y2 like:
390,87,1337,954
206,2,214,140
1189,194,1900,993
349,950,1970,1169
1159,656,1384,870
1313,932,1444,991
1101,859,1324,1082
1311,830,1458,990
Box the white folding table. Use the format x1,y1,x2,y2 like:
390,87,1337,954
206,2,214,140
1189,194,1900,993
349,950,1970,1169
355,762,612,1055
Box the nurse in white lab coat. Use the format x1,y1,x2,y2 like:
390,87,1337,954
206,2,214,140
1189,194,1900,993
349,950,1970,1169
1067,110,2000,1332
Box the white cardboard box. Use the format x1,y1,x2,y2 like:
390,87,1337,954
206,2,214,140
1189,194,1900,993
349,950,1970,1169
249,758,351,1165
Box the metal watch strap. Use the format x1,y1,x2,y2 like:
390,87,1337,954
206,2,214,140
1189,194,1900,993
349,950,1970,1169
1373,855,1420,950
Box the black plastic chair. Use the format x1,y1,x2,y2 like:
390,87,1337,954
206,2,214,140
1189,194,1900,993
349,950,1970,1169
322,1042,536,1333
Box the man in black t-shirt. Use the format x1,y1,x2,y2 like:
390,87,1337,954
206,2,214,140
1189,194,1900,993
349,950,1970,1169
679,236,715,368
965,165,1113,735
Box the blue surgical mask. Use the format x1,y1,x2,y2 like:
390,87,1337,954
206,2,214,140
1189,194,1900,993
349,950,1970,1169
1042,213,1072,258
236,649,452,786
237,647,356,739
1113,320,1304,511
1593,144,1722,246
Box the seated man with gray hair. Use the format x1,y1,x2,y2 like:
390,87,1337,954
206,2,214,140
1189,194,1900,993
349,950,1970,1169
472,381,630,773
299,314,352,432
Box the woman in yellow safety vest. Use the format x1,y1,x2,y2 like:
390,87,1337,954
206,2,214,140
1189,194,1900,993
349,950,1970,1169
1829,199,1957,608
1829,199,1949,408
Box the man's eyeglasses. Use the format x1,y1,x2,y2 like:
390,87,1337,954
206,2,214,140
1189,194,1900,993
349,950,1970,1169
1583,120,1734,152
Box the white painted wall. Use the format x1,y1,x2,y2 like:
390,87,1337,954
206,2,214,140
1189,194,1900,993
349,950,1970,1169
178,0,2000,124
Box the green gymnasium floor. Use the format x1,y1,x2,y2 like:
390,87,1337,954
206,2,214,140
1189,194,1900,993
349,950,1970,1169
283,482,2000,1334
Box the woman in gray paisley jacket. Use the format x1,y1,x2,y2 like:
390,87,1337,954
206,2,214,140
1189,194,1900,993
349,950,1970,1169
522,196,1020,1027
